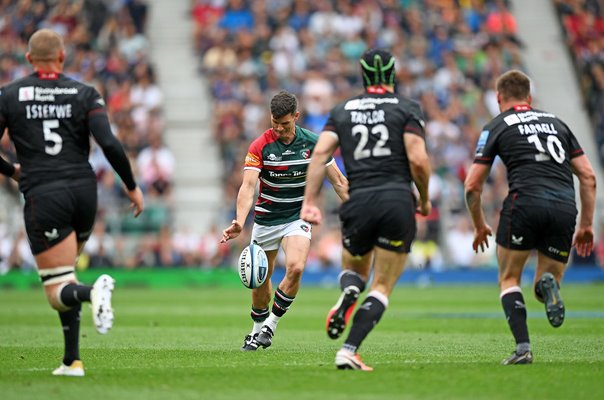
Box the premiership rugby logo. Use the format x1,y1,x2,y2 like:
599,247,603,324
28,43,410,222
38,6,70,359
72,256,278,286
245,152,261,167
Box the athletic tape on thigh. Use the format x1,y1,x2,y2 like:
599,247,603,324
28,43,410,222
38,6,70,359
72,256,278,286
39,266,76,286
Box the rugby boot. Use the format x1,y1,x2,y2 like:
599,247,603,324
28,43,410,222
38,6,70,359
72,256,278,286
501,351,533,365
335,348,373,371
255,325,274,349
52,360,85,376
537,272,565,328
326,286,359,339
91,274,115,334
241,333,260,351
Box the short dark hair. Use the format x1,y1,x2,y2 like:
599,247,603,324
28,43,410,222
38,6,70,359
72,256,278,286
270,91,297,118
360,48,396,87
496,70,531,102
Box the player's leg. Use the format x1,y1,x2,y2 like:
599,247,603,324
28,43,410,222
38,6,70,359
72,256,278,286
533,208,575,328
36,232,88,376
256,233,311,348
534,253,566,328
326,249,372,339
497,245,533,365
242,249,277,351
335,247,407,371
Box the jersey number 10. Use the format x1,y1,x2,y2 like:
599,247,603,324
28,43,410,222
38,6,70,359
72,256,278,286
527,134,565,164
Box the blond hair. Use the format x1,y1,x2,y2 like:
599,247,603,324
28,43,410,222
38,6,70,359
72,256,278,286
28,29,64,62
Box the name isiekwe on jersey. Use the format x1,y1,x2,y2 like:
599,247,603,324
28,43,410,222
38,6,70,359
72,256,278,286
20,86,79,120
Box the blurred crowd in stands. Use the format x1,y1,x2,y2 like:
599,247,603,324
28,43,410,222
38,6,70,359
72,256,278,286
0,0,601,273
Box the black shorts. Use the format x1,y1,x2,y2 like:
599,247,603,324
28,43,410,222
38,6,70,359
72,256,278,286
496,193,577,262
23,178,97,255
339,188,416,256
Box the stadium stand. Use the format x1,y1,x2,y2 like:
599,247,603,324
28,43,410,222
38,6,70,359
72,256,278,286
0,0,600,271
193,0,532,270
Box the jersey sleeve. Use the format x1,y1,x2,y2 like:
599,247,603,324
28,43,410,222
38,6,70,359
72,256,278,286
244,139,263,171
563,121,585,159
403,101,426,138
0,88,16,177
473,125,498,165
323,109,338,135
87,86,107,117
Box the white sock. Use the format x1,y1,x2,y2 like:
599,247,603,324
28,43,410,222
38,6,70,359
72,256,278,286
264,313,281,333
251,321,264,336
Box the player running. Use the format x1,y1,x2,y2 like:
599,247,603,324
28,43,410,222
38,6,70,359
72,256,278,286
464,70,596,364
0,29,144,376
302,49,431,370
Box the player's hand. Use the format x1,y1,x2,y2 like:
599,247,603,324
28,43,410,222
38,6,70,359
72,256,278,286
573,226,594,257
416,199,432,216
127,186,144,217
221,220,242,243
11,163,20,182
300,204,323,225
472,224,492,253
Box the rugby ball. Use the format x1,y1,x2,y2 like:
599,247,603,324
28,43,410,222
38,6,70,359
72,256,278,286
238,243,269,289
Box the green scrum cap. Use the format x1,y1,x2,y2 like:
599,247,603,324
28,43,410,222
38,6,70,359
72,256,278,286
360,48,396,87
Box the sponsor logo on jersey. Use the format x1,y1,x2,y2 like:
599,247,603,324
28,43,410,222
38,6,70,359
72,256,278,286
300,149,310,159
282,149,295,156
504,114,521,126
267,153,281,161
475,130,490,155
19,86,34,101
245,152,261,167
344,97,399,110
19,86,78,102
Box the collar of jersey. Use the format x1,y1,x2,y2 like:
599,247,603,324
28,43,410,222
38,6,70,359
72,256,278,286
34,71,61,80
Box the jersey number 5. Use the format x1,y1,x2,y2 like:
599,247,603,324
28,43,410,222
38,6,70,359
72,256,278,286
352,124,392,160
527,134,565,164
43,120,63,156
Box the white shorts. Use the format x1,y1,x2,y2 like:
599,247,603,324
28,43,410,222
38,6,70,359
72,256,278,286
251,219,312,251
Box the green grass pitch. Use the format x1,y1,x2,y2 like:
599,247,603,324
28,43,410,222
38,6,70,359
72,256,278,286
1,283,603,400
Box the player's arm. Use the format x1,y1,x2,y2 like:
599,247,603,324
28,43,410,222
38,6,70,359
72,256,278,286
0,102,18,180
221,169,259,242
325,160,349,202
89,112,144,217
301,131,339,225
570,154,597,257
464,163,492,252
404,133,431,216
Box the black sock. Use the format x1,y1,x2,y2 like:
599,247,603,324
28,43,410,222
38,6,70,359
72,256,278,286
343,295,386,352
60,283,92,307
339,271,366,292
272,289,295,317
501,291,530,349
59,304,82,365
250,306,269,323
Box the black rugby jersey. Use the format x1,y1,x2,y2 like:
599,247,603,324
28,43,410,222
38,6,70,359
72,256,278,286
0,71,135,193
323,90,425,192
473,105,584,204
